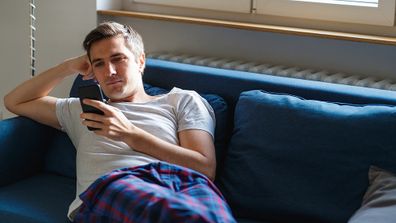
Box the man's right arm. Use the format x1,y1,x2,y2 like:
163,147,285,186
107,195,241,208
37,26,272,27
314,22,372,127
4,55,92,130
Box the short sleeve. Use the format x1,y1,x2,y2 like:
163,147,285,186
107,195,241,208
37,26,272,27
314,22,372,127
56,97,83,147
174,90,216,139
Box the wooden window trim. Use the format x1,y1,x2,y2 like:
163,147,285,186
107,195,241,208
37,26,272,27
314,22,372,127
98,9,396,46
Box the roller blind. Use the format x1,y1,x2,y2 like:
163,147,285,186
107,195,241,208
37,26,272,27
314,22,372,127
255,0,394,26
133,0,251,13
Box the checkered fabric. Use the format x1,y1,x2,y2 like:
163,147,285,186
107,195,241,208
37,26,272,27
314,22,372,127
73,162,236,223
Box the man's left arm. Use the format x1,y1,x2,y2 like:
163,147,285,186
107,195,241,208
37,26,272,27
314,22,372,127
129,128,216,181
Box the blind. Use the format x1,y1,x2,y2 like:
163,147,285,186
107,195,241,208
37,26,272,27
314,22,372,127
256,0,394,26
133,0,251,13
30,0,36,76
292,0,378,7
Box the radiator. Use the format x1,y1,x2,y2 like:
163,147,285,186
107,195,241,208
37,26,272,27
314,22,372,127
147,52,396,91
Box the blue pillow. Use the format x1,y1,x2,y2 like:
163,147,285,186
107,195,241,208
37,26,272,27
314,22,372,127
144,84,230,169
218,90,396,223
44,130,76,178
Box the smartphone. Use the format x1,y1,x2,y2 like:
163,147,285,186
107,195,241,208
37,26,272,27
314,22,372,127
78,84,106,130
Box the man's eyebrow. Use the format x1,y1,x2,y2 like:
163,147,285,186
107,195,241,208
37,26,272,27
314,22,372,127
110,53,124,58
91,53,125,64
91,58,103,64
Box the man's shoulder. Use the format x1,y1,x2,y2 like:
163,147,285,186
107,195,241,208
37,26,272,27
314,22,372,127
56,97,81,112
57,97,80,105
168,87,200,99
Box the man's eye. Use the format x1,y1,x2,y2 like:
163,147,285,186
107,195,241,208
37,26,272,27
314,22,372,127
93,62,103,67
112,56,126,63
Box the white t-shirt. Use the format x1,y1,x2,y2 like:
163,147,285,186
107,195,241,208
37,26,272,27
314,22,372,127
55,87,216,220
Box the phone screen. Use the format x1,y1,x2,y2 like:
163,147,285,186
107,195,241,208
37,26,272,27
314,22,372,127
78,84,106,130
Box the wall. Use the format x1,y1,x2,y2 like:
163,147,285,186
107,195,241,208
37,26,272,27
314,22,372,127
0,0,97,119
0,0,30,119
35,0,96,101
98,6,396,84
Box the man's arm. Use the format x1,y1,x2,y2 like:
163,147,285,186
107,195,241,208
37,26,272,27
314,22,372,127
128,127,216,180
80,99,217,180
4,55,92,129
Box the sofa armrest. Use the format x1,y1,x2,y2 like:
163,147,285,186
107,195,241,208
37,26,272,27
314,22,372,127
0,116,59,186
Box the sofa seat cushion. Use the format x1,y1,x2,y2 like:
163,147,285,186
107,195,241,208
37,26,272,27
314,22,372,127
218,90,396,223
0,173,75,223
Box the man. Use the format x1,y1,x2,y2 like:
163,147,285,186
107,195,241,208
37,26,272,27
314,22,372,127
4,22,235,222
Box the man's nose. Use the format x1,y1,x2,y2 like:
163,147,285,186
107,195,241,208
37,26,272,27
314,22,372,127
106,62,116,76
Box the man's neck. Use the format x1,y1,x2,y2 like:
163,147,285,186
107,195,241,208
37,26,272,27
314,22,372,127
109,91,156,103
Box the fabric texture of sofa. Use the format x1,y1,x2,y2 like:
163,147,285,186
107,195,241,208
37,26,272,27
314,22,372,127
1,58,396,223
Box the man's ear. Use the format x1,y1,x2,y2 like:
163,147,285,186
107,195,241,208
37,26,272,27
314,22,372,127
138,53,146,74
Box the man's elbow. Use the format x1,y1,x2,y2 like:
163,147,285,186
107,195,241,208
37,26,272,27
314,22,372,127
207,171,216,182
204,160,216,181
3,94,15,113
3,93,25,116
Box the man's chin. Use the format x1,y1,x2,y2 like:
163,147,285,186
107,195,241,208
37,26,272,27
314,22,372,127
107,93,133,103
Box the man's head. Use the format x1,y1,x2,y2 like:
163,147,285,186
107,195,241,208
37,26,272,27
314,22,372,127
83,22,147,102
83,21,144,64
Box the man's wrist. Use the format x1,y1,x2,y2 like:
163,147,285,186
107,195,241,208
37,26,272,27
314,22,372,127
55,61,77,78
125,127,146,152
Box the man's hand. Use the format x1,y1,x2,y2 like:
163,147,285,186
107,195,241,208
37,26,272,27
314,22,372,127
80,99,135,141
64,55,94,80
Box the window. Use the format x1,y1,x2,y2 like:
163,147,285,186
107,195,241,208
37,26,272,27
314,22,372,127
132,0,395,26
132,0,251,13
255,0,395,26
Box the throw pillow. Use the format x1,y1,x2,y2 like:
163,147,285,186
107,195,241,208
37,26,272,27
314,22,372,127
348,166,396,223
217,90,396,223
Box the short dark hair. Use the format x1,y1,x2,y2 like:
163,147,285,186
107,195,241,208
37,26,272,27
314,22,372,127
83,21,144,62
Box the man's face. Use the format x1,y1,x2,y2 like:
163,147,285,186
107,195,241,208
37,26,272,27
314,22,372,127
89,36,144,101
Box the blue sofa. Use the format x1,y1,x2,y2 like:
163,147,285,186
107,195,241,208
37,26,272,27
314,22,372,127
1,58,396,223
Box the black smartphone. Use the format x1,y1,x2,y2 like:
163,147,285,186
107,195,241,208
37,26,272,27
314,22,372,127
78,84,106,130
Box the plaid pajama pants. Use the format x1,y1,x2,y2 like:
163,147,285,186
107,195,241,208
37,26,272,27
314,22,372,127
73,162,236,223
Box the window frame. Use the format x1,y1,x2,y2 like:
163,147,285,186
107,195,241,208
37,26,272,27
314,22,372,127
131,0,395,26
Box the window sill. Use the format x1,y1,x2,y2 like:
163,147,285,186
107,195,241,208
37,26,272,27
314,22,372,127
98,9,396,46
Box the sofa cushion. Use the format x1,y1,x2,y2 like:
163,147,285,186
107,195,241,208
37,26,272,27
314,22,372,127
144,83,230,168
0,173,75,223
44,130,76,178
348,166,396,223
218,90,396,223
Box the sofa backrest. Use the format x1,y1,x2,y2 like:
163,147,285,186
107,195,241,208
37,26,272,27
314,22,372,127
143,59,396,108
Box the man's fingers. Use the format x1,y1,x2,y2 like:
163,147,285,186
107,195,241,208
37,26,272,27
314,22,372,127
81,119,102,129
82,72,95,80
83,99,110,114
80,112,103,122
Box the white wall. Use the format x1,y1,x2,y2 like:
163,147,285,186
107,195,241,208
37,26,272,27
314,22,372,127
35,0,97,100
0,0,30,119
0,0,97,119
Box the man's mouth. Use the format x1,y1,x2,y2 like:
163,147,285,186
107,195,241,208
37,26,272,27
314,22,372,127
106,79,122,86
